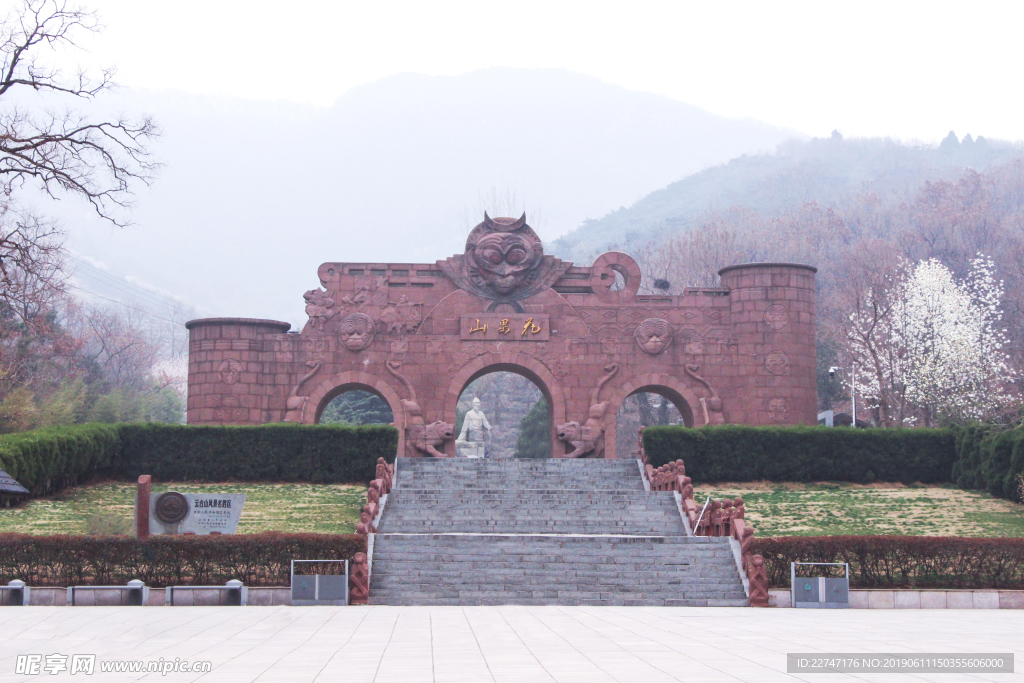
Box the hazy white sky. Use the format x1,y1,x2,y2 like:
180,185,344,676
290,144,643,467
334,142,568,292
75,0,1024,143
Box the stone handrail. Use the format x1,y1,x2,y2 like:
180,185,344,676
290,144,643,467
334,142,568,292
351,457,395,604
641,454,769,607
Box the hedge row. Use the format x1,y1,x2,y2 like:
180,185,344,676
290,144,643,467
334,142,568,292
751,536,1024,590
116,423,397,483
0,423,398,494
0,425,122,494
0,533,365,587
642,425,956,483
953,426,1024,502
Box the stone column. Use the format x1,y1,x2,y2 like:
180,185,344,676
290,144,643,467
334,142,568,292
135,475,151,539
718,263,817,425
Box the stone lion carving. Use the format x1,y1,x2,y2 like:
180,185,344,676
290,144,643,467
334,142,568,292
438,213,571,311
337,312,375,351
386,360,455,457
303,288,336,331
635,318,672,355
556,363,618,458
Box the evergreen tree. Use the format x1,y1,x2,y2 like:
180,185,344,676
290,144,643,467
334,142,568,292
514,398,550,458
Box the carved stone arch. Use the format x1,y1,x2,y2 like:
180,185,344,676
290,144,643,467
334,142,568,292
305,370,407,457
442,351,567,457
605,372,707,459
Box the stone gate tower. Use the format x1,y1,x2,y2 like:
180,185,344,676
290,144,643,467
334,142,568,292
186,214,817,458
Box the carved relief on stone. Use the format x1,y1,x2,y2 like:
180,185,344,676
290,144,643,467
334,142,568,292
303,288,336,331
766,397,789,422
214,395,245,422
764,351,790,376
217,359,242,384
764,305,789,330
634,318,673,355
283,360,323,423
557,363,618,458
337,312,376,351
386,361,454,457
684,364,726,425
438,213,571,312
379,295,422,334
600,338,619,356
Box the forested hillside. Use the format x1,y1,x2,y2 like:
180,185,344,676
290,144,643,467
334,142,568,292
552,132,1020,263
552,133,1024,427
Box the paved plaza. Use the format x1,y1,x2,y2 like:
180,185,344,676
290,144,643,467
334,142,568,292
1,606,1021,682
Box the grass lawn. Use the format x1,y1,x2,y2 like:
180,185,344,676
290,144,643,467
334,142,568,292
0,481,367,535
3,479,1022,538
694,482,1024,537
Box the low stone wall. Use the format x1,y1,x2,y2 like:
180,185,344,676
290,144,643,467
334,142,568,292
18,587,292,607
769,589,1024,609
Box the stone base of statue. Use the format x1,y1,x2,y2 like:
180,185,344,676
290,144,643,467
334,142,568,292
456,439,485,458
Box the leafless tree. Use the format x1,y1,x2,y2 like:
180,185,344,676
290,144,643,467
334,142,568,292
0,0,158,324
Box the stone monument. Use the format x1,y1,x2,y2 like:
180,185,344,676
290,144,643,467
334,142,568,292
456,397,492,458
135,475,246,537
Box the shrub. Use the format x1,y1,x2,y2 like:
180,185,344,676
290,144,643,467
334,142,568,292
643,425,956,483
0,424,122,494
116,423,397,484
0,532,366,587
952,426,1024,502
0,423,398,497
751,536,1024,590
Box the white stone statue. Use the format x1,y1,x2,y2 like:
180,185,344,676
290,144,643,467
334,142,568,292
456,397,492,458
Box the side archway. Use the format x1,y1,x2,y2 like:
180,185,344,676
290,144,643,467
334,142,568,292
442,351,567,457
606,373,704,459
305,370,406,457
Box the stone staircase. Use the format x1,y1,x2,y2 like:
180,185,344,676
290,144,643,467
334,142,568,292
368,458,749,606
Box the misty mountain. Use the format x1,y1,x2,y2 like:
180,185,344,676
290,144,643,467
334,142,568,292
62,68,797,327
550,131,1023,264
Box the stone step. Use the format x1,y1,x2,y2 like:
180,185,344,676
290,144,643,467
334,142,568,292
370,458,746,607
367,596,750,607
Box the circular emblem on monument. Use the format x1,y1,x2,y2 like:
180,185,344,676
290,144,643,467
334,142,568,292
764,351,790,375
767,397,789,422
154,492,189,524
217,359,242,384
764,305,789,330
634,318,672,355
337,312,376,351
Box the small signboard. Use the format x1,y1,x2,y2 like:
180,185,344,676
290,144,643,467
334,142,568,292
459,314,550,341
148,492,246,535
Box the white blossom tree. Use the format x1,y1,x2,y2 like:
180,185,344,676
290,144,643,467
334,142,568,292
847,255,1012,426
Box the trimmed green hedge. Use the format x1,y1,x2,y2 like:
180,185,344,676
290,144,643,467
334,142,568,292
116,424,397,483
642,425,956,483
0,532,365,587
0,423,397,495
953,426,1024,502
752,535,1024,589
0,425,122,494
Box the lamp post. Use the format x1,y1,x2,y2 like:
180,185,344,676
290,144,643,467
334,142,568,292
828,362,858,427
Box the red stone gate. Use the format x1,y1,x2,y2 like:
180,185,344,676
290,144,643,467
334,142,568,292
186,214,817,458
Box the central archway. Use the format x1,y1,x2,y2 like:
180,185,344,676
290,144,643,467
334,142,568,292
443,353,566,457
